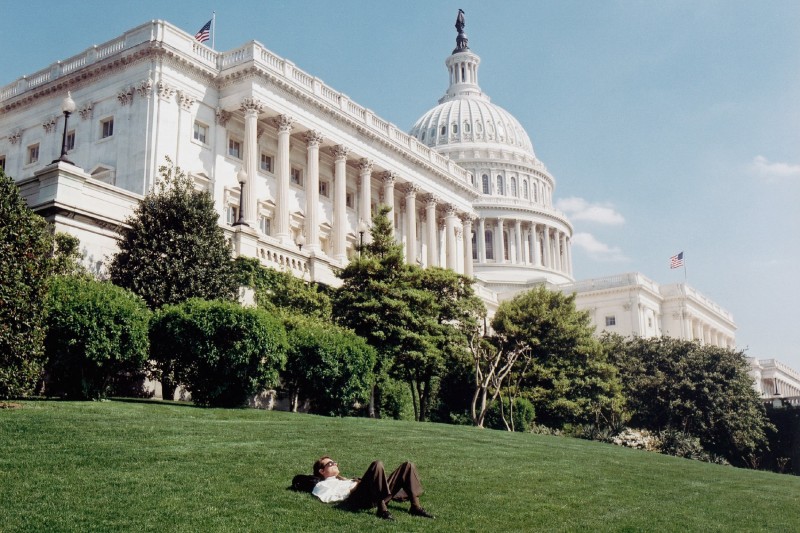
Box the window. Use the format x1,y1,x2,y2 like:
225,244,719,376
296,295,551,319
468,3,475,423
319,181,329,198
440,125,447,136
228,138,242,159
346,192,355,208
496,175,504,196
27,144,39,165
101,118,114,139
290,167,302,186
193,121,208,144
226,205,239,225
485,231,494,260
451,122,458,134
523,180,529,200
605,316,616,327
482,174,490,194
0,156,5,170
65,130,75,152
259,216,272,236
463,121,471,133
260,153,273,173
421,130,425,141
472,232,478,260
510,177,517,197
647,317,653,328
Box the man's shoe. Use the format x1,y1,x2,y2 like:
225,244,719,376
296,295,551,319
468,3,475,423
410,507,435,519
376,509,395,521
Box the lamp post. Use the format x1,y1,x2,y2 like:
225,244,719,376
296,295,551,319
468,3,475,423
357,219,367,257
232,168,249,227
296,233,306,252
53,92,76,165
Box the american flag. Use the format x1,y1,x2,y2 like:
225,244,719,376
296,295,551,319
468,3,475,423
194,20,211,43
670,252,684,269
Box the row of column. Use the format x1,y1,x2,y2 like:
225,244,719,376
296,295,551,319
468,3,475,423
682,316,733,348
237,99,474,276
474,217,572,275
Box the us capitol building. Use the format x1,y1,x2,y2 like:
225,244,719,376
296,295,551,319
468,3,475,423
1,14,796,400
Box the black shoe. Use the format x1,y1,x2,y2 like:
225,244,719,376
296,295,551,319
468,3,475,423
376,509,395,521
410,507,435,519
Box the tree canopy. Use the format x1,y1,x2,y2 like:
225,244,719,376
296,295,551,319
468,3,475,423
109,158,237,309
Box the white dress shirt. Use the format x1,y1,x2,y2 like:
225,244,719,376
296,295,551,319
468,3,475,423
312,476,358,503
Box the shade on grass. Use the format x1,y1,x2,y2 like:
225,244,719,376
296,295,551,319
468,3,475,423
1,400,798,532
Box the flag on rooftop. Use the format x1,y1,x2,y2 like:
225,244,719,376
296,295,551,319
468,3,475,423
670,252,684,269
194,20,211,43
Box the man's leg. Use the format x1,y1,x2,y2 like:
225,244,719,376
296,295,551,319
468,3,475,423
386,462,424,507
347,461,392,512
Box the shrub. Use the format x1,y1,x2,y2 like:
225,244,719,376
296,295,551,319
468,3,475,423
485,397,536,432
610,428,660,451
281,314,375,416
0,168,54,399
150,299,288,407
657,429,729,465
44,276,150,399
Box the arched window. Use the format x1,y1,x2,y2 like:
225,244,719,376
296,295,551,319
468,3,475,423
440,125,447,136
471,232,478,260
430,127,436,139
464,121,471,133
451,122,458,134
485,231,494,260
523,179,529,199
503,231,509,261
496,175,505,196
421,130,426,141
510,177,517,197
482,174,490,194
533,182,538,202
476,122,483,133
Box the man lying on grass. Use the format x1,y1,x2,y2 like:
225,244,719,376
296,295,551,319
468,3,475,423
311,456,435,521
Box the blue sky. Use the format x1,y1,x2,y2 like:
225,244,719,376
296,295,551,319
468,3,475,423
3,1,799,369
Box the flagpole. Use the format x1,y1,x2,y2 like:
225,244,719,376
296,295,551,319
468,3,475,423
211,12,216,50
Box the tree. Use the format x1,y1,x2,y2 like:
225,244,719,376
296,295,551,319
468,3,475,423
109,158,237,309
43,276,150,399
281,314,375,416
491,286,625,430
603,334,773,465
149,299,287,407
0,167,53,399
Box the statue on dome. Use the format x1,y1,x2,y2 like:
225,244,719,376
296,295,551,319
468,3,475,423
454,9,469,53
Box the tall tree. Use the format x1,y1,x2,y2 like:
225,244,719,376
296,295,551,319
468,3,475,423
603,334,773,465
109,158,237,309
492,286,625,429
0,168,54,399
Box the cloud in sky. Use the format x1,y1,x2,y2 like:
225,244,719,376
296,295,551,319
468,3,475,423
751,156,800,181
571,232,628,262
556,197,625,225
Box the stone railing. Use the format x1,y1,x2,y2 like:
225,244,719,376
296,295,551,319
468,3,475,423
757,359,800,383
474,195,570,222
661,283,734,322
560,272,660,295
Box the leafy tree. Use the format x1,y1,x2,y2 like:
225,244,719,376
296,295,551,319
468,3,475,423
43,276,150,399
0,167,54,399
233,257,332,320
109,158,237,309
492,286,625,430
603,334,773,466
149,299,287,407
51,232,86,277
281,314,375,416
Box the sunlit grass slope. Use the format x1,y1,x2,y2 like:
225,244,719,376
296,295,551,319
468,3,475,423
1,400,797,532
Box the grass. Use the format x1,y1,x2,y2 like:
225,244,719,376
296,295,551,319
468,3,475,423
1,400,798,532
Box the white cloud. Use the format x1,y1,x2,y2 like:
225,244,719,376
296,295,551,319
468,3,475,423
571,232,628,262
556,197,625,225
752,155,800,181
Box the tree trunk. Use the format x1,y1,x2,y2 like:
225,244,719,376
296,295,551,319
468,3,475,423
368,385,376,418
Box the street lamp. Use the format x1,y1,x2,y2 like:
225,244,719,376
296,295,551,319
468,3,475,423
53,92,76,164
357,219,368,257
232,168,249,227
296,233,306,252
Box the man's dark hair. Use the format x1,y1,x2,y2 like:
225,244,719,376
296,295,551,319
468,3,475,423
313,456,332,478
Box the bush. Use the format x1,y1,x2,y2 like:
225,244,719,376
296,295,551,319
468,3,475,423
657,429,729,465
281,314,375,416
485,397,536,432
150,299,288,407
0,168,54,399
44,276,150,399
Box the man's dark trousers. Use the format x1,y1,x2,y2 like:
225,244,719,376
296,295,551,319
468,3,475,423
346,461,423,510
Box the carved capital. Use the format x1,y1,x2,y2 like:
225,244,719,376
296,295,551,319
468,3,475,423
398,182,420,197
240,97,264,115
215,107,231,126
332,144,349,161
272,114,294,133
423,193,439,208
42,116,58,134
304,130,324,147
136,78,153,98
380,171,396,185
8,129,22,145
117,86,134,106
78,102,94,121
445,204,458,218
157,80,175,101
460,212,477,225
178,91,196,110
357,158,373,174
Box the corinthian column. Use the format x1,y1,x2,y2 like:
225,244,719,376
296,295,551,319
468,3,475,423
461,214,475,278
424,195,439,267
304,130,324,253
400,183,419,264
332,145,349,263
381,171,396,231
445,205,458,270
477,217,486,263
241,97,263,226
543,227,552,268
497,219,506,263
514,220,523,265
272,114,293,244
358,158,372,228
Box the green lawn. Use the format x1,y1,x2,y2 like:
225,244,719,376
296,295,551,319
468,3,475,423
1,401,797,532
